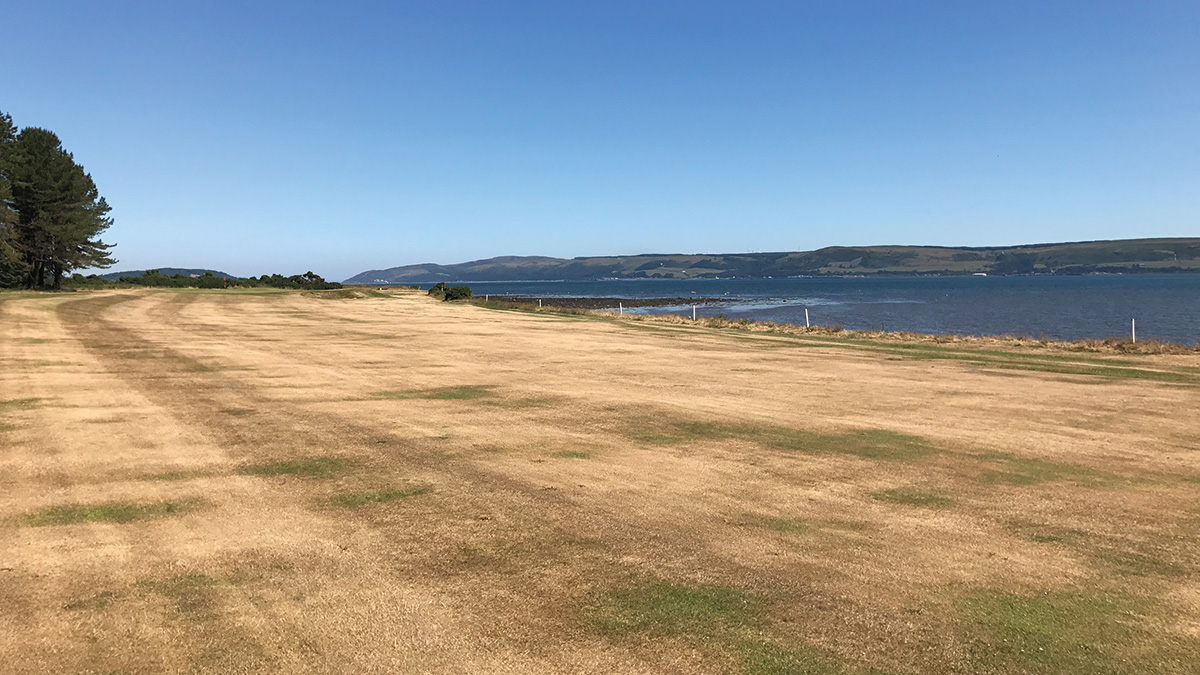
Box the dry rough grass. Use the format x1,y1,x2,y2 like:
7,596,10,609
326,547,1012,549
1,287,1198,673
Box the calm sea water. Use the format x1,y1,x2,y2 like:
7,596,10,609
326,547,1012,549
456,275,1200,345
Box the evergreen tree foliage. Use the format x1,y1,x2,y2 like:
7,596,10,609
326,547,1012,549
0,112,24,286
0,111,115,289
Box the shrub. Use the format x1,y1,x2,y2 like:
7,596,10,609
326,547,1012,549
444,285,472,301
427,282,471,301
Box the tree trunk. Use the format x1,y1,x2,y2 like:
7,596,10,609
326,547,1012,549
51,261,62,290
28,260,42,289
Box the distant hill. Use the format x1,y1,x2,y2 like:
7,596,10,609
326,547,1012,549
346,238,1200,284
97,268,235,281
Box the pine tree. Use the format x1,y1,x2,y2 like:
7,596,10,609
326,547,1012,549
0,112,23,285
5,124,115,289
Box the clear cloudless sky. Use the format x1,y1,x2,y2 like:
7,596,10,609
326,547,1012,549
3,1,1198,280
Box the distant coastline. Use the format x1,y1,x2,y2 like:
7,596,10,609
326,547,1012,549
345,237,1200,284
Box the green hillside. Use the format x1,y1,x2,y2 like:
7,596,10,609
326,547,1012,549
346,238,1200,284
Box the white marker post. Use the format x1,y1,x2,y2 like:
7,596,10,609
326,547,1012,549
692,305,697,321
805,308,810,328
1132,318,1136,343
619,302,623,315
539,299,542,307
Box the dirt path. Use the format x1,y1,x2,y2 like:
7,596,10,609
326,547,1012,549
2,289,1198,673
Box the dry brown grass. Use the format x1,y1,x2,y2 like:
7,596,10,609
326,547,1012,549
1,287,1198,673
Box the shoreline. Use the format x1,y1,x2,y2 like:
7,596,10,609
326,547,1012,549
468,294,1200,355
476,294,732,309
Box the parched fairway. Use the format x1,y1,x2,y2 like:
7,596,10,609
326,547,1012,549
2,289,1200,674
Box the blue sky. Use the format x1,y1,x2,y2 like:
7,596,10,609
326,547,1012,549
4,1,1197,280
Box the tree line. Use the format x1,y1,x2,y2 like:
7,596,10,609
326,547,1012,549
111,270,341,290
0,110,115,289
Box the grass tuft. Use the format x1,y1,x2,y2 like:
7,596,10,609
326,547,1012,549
555,450,591,459
331,485,430,508
872,487,953,508
237,457,351,478
26,500,200,526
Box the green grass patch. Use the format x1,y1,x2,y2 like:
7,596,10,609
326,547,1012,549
629,419,738,445
26,499,200,526
555,450,591,459
625,414,937,461
0,397,40,411
754,514,875,537
331,485,430,508
370,385,495,400
872,486,953,508
584,581,763,636
977,452,1108,486
959,590,1161,674
237,457,351,478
